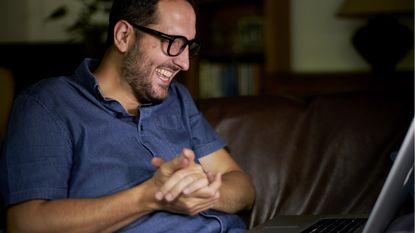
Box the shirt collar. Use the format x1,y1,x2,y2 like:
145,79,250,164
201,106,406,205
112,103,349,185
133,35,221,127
72,58,169,108
73,58,104,100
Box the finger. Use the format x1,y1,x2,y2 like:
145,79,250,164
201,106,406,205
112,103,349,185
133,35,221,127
186,198,218,215
160,153,190,177
151,157,166,168
182,173,222,199
183,176,210,195
154,154,190,201
161,166,206,201
155,148,195,175
165,174,207,202
205,171,215,183
154,149,198,200
163,195,219,216
208,172,222,192
181,148,196,164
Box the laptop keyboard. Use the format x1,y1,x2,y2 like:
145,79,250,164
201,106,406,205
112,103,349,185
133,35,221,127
300,218,367,233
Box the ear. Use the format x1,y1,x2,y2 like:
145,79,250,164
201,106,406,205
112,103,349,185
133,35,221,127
113,20,134,53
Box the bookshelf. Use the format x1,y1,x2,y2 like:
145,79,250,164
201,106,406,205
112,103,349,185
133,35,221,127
198,61,262,98
182,0,290,99
179,0,414,100
179,0,290,99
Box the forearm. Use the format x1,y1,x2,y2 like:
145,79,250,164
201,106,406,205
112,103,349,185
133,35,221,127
7,180,158,233
213,170,255,213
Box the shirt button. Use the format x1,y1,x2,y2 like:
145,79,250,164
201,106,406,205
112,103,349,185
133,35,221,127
115,112,123,118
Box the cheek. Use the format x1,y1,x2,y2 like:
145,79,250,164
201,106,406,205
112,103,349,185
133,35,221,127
135,40,171,71
146,39,169,58
143,37,161,53
151,43,159,51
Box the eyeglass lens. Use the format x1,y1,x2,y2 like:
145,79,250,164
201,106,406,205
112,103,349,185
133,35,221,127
167,38,200,57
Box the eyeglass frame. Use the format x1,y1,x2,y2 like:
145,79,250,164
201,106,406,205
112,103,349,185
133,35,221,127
127,21,201,58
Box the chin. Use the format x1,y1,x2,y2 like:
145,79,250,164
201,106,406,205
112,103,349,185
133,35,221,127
154,92,169,102
148,89,169,103
154,84,170,98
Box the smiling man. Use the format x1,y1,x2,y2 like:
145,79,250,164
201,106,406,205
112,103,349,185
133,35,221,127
0,0,255,232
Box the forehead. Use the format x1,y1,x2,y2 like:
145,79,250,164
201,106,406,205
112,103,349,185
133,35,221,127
154,0,196,38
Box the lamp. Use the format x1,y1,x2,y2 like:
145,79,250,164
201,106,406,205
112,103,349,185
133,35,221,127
337,0,414,77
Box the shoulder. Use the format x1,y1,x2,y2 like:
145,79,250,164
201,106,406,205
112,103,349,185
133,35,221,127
13,76,81,117
19,76,72,100
150,81,199,118
168,81,195,104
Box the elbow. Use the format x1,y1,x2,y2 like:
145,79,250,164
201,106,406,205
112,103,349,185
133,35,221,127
246,178,256,210
6,200,47,233
7,213,25,233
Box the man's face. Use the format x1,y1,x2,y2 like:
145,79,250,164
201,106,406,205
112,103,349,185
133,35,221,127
122,0,197,104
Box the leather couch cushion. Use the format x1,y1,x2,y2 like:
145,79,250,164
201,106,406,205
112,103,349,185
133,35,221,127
196,92,413,228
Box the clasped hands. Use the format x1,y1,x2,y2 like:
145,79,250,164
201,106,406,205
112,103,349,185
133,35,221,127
151,148,221,215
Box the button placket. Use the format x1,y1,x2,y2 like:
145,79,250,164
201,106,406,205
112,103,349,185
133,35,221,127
136,108,156,157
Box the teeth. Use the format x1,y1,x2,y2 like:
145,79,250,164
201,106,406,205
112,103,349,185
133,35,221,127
156,68,173,81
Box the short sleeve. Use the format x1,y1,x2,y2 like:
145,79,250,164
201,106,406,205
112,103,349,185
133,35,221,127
1,94,73,206
174,83,226,159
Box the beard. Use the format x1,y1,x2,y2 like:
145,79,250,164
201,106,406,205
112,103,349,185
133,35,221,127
121,43,169,105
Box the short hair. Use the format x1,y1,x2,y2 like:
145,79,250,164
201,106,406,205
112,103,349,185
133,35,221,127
105,0,196,47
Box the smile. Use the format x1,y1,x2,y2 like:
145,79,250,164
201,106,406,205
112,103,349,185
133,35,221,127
155,68,174,83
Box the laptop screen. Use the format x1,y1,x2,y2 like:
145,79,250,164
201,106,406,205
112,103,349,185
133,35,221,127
363,117,414,233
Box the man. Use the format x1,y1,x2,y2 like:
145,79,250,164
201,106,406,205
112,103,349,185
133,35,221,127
0,0,255,232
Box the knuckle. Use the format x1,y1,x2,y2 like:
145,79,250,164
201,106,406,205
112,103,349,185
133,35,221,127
175,170,186,180
184,175,196,183
183,203,195,213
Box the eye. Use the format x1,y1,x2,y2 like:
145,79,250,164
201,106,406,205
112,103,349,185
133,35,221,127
169,38,186,55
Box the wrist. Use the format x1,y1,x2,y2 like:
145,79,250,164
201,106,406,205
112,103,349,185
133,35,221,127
136,178,161,213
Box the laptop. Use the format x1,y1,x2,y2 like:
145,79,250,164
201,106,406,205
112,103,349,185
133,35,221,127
249,117,414,233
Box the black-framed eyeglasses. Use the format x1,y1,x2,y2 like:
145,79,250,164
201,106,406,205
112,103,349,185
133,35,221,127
128,22,201,58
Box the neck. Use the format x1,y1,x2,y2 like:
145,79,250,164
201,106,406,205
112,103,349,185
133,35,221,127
94,52,140,116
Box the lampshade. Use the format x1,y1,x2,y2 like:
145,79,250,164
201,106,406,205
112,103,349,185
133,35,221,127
338,0,414,17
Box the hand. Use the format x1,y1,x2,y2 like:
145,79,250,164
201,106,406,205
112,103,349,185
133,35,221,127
151,148,209,202
151,149,223,215
163,172,222,215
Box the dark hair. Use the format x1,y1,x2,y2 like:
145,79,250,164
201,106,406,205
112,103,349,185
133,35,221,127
105,0,196,48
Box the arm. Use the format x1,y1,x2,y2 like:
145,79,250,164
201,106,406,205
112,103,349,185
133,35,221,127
7,181,156,233
153,148,255,214
6,154,199,233
199,148,256,213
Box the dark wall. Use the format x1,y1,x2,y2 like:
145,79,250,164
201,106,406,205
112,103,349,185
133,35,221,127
0,43,92,96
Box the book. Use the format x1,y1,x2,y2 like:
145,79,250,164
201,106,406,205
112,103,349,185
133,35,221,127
199,61,262,98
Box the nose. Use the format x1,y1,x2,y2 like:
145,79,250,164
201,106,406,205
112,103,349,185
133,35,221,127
172,47,190,71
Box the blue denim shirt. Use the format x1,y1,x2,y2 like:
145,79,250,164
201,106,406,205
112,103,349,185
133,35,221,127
0,59,246,232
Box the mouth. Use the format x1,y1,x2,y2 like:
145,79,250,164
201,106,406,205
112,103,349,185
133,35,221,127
155,67,176,84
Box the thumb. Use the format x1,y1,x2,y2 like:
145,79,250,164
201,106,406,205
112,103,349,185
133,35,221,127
157,152,191,176
181,148,196,163
151,157,166,168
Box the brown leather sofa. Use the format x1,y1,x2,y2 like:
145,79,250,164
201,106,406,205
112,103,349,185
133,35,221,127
196,91,413,229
